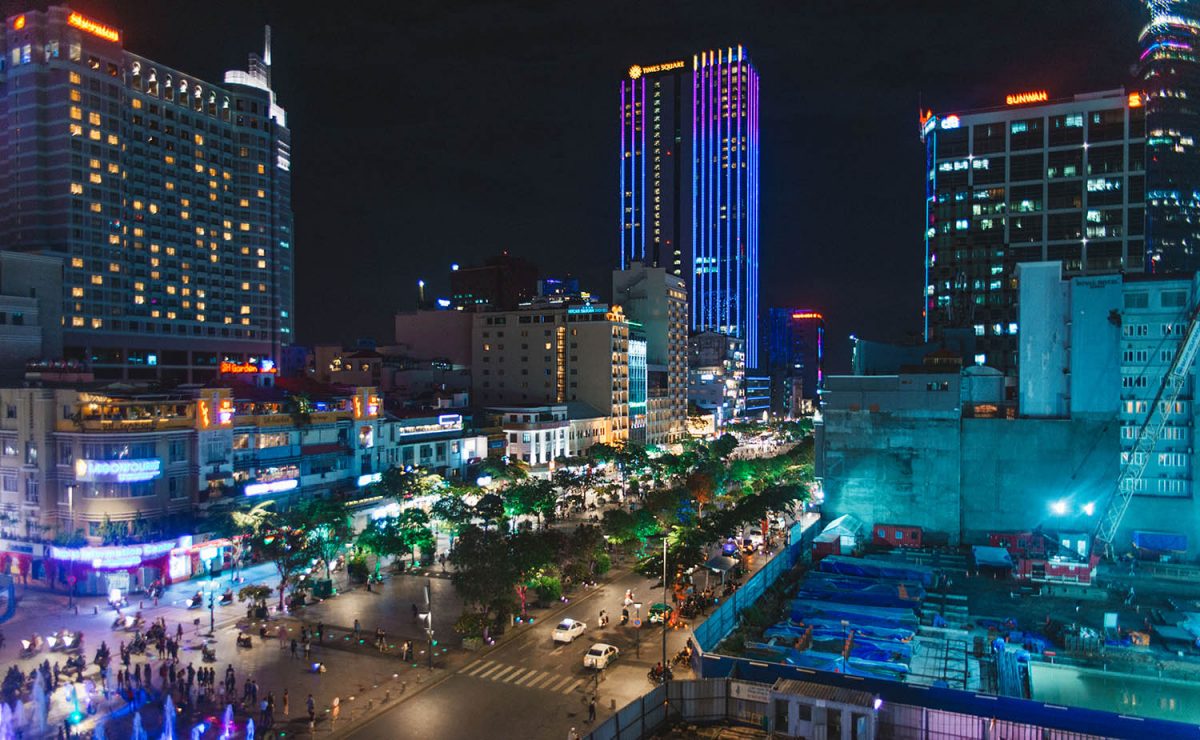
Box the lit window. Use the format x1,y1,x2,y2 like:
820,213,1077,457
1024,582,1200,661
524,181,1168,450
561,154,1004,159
88,159,100,169
106,134,117,146
71,287,84,298
89,173,101,184
70,90,81,102
165,181,175,191
69,124,82,136
151,310,161,318
134,295,145,305
69,183,83,195
107,235,119,245
88,129,101,141
71,317,85,327
69,106,82,121
107,163,118,174
69,71,81,84
132,98,142,109
108,263,120,273
257,164,265,174
148,204,158,214
87,112,100,126
89,203,102,213
71,258,84,268
90,275,103,285
91,318,102,329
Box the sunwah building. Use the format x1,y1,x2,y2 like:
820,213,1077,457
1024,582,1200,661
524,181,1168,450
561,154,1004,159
620,46,761,367
920,88,1147,372
0,6,294,383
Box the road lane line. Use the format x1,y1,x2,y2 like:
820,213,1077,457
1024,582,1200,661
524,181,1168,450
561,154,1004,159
490,666,518,681
465,660,494,676
476,663,506,679
526,673,554,689
561,678,584,694
503,668,532,683
547,676,573,692
514,670,540,686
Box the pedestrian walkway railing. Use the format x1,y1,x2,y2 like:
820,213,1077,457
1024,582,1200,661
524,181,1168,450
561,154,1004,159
691,518,816,653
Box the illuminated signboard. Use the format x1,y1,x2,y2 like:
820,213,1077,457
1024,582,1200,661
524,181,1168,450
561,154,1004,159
628,60,686,79
51,539,177,568
67,12,120,43
397,415,464,436
245,478,298,496
940,115,960,130
1005,90,1048,106
357,473,382,488
791,311,824,321
13,15,25,30
219,361,277,375
1128,92,1143,108
75,458,162,483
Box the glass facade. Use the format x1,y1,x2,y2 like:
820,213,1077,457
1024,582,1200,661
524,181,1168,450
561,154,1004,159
620,47,761,367
921,91,1145,371
1140,1,1200,272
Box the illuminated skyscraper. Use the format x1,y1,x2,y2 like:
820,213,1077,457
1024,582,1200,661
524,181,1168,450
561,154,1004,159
620,47,760,366
0,6,293,382
1139,1,1200,271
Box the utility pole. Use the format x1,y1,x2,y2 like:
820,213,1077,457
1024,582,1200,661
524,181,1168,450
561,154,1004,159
425,579,434,671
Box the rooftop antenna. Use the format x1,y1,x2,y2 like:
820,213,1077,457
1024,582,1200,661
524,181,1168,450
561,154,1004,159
263,25,272,67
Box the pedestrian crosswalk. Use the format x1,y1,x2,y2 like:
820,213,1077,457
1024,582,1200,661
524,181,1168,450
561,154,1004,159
461,659,585,695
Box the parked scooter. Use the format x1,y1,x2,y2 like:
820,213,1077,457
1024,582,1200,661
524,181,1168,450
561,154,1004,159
201,644,216,662
19,634,43,658
187,592,204,609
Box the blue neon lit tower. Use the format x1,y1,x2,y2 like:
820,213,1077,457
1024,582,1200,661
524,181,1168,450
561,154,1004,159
692,47,760,367
618,47,760,367
1140,1,1200,272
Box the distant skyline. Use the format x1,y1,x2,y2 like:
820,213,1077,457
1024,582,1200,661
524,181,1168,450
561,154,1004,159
4,0,1143,371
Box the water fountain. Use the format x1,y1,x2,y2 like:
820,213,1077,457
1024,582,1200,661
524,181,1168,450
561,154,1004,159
30,677,47,734
0,701,13,740
93,718,108,740
160,694,176,740
189,721,205,740
132,709,147,740
219,703,234,739
245,717,255,740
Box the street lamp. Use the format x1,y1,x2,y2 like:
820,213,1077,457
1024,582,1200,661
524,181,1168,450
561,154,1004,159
661,536,669,680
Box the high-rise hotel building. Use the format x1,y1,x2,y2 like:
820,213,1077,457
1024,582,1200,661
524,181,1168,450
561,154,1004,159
0,6,293,382
1140,1,1200,272
619,46,761,367
920,89,1146,371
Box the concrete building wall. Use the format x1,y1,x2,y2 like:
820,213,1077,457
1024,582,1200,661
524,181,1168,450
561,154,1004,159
1017,262,1069,418
1069,275,1122,417
820,408,962,543
394,311,473,366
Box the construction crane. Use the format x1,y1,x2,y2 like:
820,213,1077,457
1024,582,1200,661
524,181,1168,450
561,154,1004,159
1094,301,1200,560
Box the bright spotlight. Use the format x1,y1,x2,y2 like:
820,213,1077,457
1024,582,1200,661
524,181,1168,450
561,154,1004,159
1050,500,1068,516
1082,502,1095,516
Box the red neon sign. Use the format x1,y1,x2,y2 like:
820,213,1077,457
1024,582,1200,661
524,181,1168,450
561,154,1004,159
219,361,277,375
1005,90,1048,106
791,311,824,321
67,12,120,43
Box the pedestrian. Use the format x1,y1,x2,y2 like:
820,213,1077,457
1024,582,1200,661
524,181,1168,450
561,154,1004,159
306,693,315,727
317,621,324,643
568,727,579,740
588,697,596,722
354,618,360,638
283,689,289,717
290,639,298,658
176,623,183,643
304,640,311,659
331,696,340,728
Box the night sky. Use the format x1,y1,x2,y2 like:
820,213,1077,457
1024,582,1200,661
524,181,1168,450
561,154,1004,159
7,1,1145,371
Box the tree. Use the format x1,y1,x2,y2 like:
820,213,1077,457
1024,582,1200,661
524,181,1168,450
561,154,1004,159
430,493,472,549
96,514,129,546
257,520,312,611
504,480,558,529
712,433,739,460
357,516,406,573
370,466,444,501
228,499,274,580
474,492,505,531
450,525,521,623
396,508,435,563
298,497,354,583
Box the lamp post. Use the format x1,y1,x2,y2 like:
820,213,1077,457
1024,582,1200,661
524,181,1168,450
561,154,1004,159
208,592,215,636
424,579,434,671
662,536,669,679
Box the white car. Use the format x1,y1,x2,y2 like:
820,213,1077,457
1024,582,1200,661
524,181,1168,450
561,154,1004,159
583,643,619,670
552,619,587,644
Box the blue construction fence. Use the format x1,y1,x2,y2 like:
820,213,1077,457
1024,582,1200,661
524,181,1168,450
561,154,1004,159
693,518,817,653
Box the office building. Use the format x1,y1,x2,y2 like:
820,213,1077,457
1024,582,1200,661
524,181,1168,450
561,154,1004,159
688,331,744,425
766,308,825,415
628,325,648,444
620,47,760,365
920,88,1146,372
1,7,294,383
613,263,688,444
471,303,630,444
1140,1,1200,271
743,372,769,419
449,253,538,311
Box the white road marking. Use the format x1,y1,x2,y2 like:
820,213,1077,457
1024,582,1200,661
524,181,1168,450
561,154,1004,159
514,670,540,686
476,663,505,679
503,668,533,683
463,660,489,675
547,675,574,692
490,666,519,682
526,673,554,689
561,678,584,694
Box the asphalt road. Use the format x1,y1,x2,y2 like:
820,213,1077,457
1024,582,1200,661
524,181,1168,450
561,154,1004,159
350,566,694,740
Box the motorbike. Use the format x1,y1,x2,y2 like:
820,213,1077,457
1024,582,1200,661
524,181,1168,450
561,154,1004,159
147,583,164,599
19,635,43,658
129,634,147,654
647,665,674,684
187,592,204,609
620,609,630,626
201,645,216,662
218,589,234,606
671,647,692,667
235,633,253,649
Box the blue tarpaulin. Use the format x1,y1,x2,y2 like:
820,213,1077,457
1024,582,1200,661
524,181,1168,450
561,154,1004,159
818,555,935,587
1132,530,1187,553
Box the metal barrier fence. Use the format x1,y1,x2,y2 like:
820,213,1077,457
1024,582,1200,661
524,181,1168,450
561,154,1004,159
585,679,760,740
692,518,814,653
